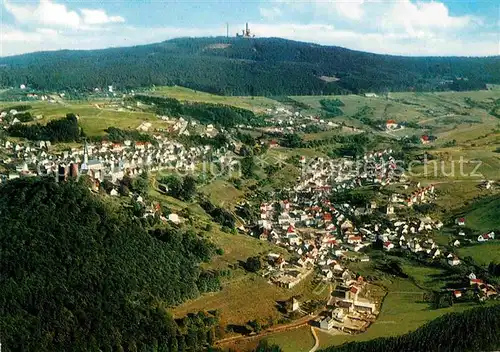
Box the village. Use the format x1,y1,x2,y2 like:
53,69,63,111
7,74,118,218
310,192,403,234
1,93,498,341
245,149,499,334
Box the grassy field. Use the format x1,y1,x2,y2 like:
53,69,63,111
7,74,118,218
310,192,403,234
266,326,316,352
149,86,276,112
456,196,500,232
200,180,243,209
173,270,323,327
0,100,166,136
457,242,500,265
401,264,449,291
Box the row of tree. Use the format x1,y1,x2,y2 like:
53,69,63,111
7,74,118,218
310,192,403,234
130,95,263,128
8,113,82,142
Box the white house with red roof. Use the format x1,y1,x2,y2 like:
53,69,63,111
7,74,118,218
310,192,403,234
478,232,495,242
383,241,395,251
456,218,466,226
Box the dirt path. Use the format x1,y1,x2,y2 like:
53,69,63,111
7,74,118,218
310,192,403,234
215,315,316,347
309,327,320,352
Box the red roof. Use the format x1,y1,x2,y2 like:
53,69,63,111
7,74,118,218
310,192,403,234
350,287,359,294
471,279,483,285
384,241,392,247
287,225,295,233
421,135,429,141
386,119,397,124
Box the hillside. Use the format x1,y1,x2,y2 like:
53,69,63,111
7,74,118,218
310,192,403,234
320,304,500,352
1,37,499,95
0,178,220,351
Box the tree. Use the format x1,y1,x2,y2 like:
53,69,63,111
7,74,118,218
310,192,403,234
281,133,303,148
131,172,149,195
181,176,197,201
240,156,255,178
0,178,220,351
244,256,262,273
247,319,262,333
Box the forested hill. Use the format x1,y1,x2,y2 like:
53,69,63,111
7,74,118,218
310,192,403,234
0,178,221,351
1,37,499,95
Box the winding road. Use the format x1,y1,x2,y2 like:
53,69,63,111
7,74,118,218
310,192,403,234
309,326,320,352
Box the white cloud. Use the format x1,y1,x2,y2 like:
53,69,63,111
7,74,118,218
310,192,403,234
3,0,125,29
382,0,479,35
81,9,125,25
331,0,365,21
4,0,81,28
260,7,283,20
250,23,498,56
266,0,366,21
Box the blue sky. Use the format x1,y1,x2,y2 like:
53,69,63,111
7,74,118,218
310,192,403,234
1,0,499,56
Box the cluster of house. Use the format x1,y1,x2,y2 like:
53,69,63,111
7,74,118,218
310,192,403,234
294,150,404,195
451,273,498,302
319,273,378,332
0,108,40,125
250,151,411,290
455,218,496,243
0,136,220,185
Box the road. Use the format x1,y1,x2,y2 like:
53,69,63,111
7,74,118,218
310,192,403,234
215,315,317,347
309,327,320,352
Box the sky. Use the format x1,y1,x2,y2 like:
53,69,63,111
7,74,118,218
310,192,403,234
1,0,499,57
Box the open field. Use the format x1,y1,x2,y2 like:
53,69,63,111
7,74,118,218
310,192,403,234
149,86,276,112
173,270,324,327
0,100,166,136
200,180,243,208
401,264,449,291
457,242,500,265
456,196,500,232
266,326,316,352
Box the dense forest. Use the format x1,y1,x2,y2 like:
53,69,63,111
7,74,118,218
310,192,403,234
1,37,499,95
130,95,263,127
0,178,223,351
8,113,82,142
321,304,500,352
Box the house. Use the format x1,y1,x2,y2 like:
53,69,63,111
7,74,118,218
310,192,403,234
386,120,398,130
456,218,466,226
364,93,377,98
285,297,300,313
420,135,430,144
453,239,461,247
168,213,181,224
331,308,346,322
453,290,462,298
448,255,461,266
383,241,395,251
478,232,495,242
319,317,335,330
470,278,483,286
110,188,119,196
347,236,362,244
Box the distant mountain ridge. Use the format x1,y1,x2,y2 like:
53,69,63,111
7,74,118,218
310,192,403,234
1,37,499,95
